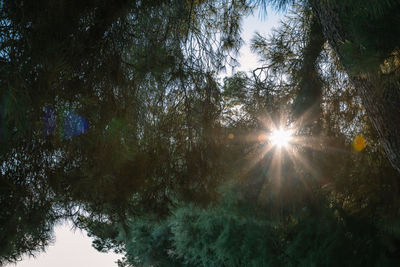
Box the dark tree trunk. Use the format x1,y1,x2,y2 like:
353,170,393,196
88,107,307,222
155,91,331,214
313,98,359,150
293,16,325,135
311,0,400,175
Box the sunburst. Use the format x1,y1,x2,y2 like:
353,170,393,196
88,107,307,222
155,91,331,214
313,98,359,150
269,128,293,148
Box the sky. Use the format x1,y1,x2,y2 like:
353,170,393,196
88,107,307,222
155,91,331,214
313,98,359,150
9,7,283,267
235,7,281,73
6,222,121,267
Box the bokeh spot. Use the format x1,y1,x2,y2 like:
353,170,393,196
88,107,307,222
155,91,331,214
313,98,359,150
64,112,88,139
43,107,88,139
43,106,57,136
258,134,267,143
353,135,366,152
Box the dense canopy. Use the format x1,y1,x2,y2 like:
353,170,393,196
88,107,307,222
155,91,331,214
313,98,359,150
1,0,400,266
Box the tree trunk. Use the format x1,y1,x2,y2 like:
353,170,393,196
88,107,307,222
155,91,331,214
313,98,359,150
311,0,400,174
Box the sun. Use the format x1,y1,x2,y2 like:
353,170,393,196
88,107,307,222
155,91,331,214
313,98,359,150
270,129,292,148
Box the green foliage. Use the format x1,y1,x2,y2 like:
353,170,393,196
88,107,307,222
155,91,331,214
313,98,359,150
122,177,400,266
123,217,185,267
336,0,400,73
119,4,400,266
0,145,57,264
121,196,282,267
283,208,388,266
2,0,400,266
0,0,250,263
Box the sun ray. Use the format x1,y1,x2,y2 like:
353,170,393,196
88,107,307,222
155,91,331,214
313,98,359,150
241,141,275,180
269,128,293,148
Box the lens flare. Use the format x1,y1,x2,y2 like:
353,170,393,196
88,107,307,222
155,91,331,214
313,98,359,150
270,129,292,148
353,135,366,152
43,107,88,139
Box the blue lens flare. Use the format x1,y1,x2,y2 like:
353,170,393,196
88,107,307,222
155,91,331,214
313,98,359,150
43,107,88,139
43,106,57,136
64,112,88,139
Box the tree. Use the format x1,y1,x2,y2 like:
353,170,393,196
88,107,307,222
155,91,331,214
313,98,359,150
305,0,400,174
0,0,250,263
2,0,400,265
116,4,400,265
262,0,400,174
257,0,400,174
